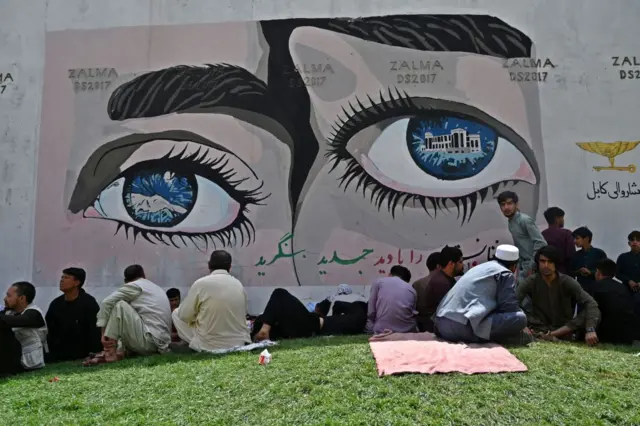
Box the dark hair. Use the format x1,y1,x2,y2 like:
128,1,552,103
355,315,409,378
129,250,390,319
595,258,617,278
390,265,412,283
440,246,463,266
426,252,442,272
315,299,331,317
628,230,640,241
124,264,145,283
535,245,561,267
166,288,181,299
62,267,86,287
12,281,36,304
497,191,518,204
572,226,593,243
543,207,565,225
209,250,232,271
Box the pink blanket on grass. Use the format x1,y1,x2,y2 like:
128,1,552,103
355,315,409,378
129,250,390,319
369,331,528,376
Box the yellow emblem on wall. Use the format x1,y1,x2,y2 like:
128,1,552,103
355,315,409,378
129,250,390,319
576,141,639,173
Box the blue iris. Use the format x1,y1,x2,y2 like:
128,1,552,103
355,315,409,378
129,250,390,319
123,170,196,227
406,116,497,181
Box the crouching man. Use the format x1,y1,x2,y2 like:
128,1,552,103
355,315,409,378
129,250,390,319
518,246,601,346
434,245,532,345
84,265,172,365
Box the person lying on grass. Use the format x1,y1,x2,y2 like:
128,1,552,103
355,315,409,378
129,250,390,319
83,265,172,366
252,288,367,341
434,245,533,346
517,245,601,346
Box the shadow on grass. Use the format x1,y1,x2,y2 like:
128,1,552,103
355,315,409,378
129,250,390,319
1,334,373,383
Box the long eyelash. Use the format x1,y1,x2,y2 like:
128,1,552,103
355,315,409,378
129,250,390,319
113,214,258,252
110,145,270,251
325,88,518,223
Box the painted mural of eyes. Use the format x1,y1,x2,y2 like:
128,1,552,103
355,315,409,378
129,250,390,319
326,89,538,222
85,145,269,248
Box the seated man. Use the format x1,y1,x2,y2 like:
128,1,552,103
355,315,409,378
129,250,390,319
84,265,172,365
1,282,48,377
588,259,637,345
415,247,464,332
46,267,102,362
253,289,367,341
434,245,531,345
570,226,607,292
166,288,181,343
171,251,250,352
518,246,601,346
366,265,417,334
412,252,442,332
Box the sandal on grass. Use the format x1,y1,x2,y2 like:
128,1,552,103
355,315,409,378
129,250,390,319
82,353,107,367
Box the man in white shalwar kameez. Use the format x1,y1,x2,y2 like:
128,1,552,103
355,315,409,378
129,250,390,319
84,265,172,365
171,250,251,353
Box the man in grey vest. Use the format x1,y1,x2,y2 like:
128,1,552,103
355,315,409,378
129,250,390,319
84,265,172,366
1,281,48,377
434,245,533,345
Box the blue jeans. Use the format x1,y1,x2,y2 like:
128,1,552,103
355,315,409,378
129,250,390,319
434,311,527,343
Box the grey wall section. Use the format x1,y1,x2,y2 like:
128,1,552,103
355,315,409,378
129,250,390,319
2,0,640,312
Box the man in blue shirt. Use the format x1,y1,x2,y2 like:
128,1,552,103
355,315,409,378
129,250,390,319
434,245,532,345
570,227,607,292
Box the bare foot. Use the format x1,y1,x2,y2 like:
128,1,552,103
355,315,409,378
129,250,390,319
103,350,118,363
254,329,270,342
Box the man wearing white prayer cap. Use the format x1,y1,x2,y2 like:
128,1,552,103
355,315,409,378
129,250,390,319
433,244,533,345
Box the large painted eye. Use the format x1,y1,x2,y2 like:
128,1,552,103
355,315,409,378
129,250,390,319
325,92,539,221
359,114,534,199
83,141,268,247
93,166,240,231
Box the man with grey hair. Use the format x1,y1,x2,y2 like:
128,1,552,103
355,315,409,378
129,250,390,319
434,245,533,345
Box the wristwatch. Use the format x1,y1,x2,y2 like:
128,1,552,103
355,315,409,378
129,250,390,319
586,327,596,333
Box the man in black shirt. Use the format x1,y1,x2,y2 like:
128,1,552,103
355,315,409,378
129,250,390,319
616,230,640,292
616,230,640,339
45,268,102,362
590,259,638,345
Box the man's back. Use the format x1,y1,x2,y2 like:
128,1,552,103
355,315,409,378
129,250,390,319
128,279,172,345
436,261,507,339
541,227,575,274
180,270,250,351
412,272,435,331
589,278,636,343
367,276,416,334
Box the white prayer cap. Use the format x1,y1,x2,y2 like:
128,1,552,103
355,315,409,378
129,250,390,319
495,244,519,262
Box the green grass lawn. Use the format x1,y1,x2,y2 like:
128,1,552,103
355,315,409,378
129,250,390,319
2,337,639,425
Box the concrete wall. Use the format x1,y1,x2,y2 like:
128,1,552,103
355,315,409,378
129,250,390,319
2,0,639,313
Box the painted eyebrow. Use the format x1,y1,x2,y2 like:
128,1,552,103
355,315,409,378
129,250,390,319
108,64,269,120
67,129,257,214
